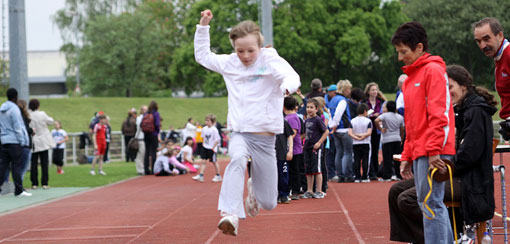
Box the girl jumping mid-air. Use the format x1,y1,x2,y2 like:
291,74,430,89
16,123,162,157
194,9,300,236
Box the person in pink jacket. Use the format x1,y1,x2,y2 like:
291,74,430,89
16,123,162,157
391,21,456,244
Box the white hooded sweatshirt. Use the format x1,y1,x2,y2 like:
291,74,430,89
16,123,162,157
194,25,300,134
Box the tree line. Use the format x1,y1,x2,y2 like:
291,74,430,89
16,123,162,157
52,0,510,97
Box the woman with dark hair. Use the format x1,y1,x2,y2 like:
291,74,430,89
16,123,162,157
28,98,55,189
363,82,387,180
392,21,456,243
143,101,161,174
121,108,137,162
388,65,497,243
17,99,33,179
447,64,496,225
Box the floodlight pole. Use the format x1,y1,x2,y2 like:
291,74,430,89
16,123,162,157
258,0,273,47
8,0,29,101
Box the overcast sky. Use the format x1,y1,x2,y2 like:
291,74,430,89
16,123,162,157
0,0,65,51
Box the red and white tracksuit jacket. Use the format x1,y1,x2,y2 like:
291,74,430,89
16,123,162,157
400,53,456,162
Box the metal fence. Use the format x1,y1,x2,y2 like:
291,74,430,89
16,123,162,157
58,121,507,165
64,131,126,165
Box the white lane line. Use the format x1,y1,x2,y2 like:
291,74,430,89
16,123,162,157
0,176,158,243
125,183,222,244
259,210,343,216
332,186,366,244
204,229,221,244
4,234,137,242
30,225,151,231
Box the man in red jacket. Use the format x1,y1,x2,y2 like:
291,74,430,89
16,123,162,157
473,17,510,140
391,21,456,244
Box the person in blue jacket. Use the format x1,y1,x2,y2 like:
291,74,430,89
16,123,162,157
0,88,31,197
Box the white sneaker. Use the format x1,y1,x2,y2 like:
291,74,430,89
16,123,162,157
245,178,259,217
391,175,400,181
212,175,222,182
90,170,96,176
192,174,204,182
354,179,361,183
361,179,370,183
98,170,106,176
16,191,32,197
217,214,239,236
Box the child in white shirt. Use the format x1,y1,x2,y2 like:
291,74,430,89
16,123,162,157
194,9,300,236
191,114,222,182
348,104,373,183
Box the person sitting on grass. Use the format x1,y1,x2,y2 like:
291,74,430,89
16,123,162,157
180,136,198,173
90,115,107,176
153,150,179,176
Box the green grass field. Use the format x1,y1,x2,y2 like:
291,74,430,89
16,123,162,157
38,97,229,133
36,92,502,133
23,162,139,188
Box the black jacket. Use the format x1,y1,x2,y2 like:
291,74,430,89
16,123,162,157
453,93,497,224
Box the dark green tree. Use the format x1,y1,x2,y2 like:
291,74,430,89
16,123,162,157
78,10,171,96
404,0,510,89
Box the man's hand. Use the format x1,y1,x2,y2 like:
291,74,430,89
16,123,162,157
400,161,413,179
199,10,213,26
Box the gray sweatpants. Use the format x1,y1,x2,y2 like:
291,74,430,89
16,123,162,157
218,132,278,219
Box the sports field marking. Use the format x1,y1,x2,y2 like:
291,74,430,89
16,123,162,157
3,234,138,242
30,225,151,231
204,229,221,244
125,183,222,244
331,186,366,244
0,176,153,243
259,210,343,216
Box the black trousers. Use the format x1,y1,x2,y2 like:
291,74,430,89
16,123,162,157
52,148,64,167
369,130,380,178
0,144,25,195
31,150,49,186
288,153,303,195
144,133,158,175
104,142,110,162
353,144,370,180
381,141,402,179
124,135,135,162
277,160,290,197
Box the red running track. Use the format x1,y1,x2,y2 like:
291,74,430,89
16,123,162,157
0,154,509,244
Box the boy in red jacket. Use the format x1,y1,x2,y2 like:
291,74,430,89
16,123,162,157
391,22,456,244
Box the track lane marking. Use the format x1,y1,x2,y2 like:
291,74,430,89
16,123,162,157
0,176,166,243
331,186,366,244
125,183,221,244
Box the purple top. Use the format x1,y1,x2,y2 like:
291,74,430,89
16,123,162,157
304,115,327,149
285,113,303,155
364,98,384,134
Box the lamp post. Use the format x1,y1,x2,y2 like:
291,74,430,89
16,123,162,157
65,10,81,94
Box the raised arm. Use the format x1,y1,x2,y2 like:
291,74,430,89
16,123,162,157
194,10,230,73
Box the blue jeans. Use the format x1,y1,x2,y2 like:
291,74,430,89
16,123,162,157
326,134,336,179
333,132,353,178
413,155,453,244
20,147,31,179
